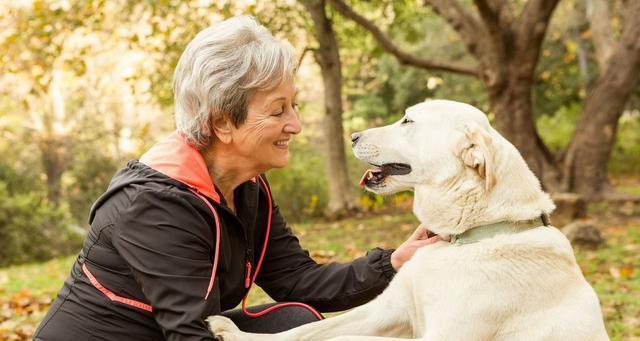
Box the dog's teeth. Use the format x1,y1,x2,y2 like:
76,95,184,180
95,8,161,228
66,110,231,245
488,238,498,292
367,173,373,180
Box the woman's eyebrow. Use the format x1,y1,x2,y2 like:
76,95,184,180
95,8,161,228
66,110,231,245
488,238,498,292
267,89,297,107
270,97,287,104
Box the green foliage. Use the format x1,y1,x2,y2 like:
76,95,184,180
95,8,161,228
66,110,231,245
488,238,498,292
609,111,640,176
0,182,82,267
533,34,588,119
267,141,328,222
65,148,120,225
537,104,640,177
348,94,388,120
336,1,487,126
0,159,42,196
536,102,581,152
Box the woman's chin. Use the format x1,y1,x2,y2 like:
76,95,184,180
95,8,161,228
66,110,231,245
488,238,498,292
270,155,290,169
272,159,290,169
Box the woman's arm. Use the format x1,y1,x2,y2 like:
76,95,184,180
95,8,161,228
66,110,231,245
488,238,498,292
113,189,219,341
254,179,396,312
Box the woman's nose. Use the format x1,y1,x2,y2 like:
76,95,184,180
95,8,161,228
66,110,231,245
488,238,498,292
284,110,302,134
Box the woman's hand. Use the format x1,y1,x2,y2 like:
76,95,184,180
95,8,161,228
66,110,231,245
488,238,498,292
390,225,443,271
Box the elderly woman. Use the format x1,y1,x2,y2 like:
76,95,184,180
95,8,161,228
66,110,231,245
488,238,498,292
34,16,435,341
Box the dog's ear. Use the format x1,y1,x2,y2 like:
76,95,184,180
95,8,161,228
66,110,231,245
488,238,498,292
457,122,496,191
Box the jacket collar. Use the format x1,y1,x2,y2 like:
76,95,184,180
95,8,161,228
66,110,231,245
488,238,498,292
140,132,221,203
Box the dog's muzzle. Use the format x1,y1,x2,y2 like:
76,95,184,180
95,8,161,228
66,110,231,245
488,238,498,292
359,163,412,187
351,132,361,147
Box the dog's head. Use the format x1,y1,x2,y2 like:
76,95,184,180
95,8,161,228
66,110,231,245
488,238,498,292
353,99,493,195
352,99,554,235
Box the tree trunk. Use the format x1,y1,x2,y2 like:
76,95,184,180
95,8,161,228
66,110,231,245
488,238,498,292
562,0,640,199
478,0,561,189
487,73,560,189
33,79,69,206
300,0,357,217
40,136,67,205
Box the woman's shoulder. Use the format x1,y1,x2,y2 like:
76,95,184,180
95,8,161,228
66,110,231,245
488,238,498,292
90,160,205,227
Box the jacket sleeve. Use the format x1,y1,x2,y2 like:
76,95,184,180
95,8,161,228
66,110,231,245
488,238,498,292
112,189,219,341
254,182,396,312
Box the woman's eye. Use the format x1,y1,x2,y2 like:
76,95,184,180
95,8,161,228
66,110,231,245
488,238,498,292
272,110,284,117
401,117,414,125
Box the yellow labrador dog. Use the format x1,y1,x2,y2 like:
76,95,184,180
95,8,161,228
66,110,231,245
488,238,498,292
208,100,609,340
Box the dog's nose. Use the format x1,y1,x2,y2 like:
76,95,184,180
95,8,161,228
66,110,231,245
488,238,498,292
351,132,361,146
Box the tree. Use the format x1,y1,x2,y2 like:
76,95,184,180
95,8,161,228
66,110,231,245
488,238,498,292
299,0,358,216
0,1,91,204
329,0,640,199
0,1,141,205
562,0,640,197
0,1,222,208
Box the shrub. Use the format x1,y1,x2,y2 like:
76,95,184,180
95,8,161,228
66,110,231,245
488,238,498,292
267,141,329,222
608,110,640,176
65,150,120,226
0,182,83,266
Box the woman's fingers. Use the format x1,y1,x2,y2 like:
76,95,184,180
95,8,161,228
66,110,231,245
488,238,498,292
410,225,430,240
423,235,443,245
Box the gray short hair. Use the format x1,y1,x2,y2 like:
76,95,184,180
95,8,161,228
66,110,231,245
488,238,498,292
173,16,297,149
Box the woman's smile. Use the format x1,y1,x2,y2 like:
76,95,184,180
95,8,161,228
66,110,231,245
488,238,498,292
274,139,290,149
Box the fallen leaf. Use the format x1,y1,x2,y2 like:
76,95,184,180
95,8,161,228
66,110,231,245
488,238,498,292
609,267,621,279
0,271,8,286
620,267,634,279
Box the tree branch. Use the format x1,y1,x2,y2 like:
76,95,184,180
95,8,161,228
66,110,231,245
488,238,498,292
423,0,489,61
296,46,316,72
587,0,614,72
603,0,640,74
515,0,561,58
327,0,480,77
472,0,515,61
473,0,512,34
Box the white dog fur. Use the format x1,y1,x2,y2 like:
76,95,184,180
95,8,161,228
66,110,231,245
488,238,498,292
208,100,609,340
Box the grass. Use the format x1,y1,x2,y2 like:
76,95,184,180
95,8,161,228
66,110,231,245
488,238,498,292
573,213,640,340
1,207,639,340
0,256,76,297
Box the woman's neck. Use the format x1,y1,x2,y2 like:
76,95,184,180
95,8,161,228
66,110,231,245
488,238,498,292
202,143,260,206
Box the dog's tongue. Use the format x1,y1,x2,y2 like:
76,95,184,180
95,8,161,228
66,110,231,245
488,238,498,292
359,169,382,187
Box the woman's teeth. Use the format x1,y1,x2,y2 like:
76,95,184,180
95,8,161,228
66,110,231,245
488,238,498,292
275,140,289,147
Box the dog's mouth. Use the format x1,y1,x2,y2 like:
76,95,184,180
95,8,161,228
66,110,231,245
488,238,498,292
359,163,412,187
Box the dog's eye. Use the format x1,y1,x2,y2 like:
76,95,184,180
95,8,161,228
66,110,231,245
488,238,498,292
401,117,414,125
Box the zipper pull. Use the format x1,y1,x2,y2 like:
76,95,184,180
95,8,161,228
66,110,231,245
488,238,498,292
245,261,252,288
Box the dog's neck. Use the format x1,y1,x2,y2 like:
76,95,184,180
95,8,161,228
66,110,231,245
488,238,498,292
413,143,555,237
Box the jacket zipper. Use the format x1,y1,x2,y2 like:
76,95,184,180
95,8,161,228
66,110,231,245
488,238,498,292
245,260,252,288
190,183,256,293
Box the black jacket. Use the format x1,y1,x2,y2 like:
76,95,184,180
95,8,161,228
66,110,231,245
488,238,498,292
35,132,396,341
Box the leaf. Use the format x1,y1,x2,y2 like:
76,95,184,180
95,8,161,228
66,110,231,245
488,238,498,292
620,267,634,279
311,250,336,264
609,267,620,279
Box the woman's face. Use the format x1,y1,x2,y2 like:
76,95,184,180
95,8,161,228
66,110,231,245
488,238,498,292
229,78,301,172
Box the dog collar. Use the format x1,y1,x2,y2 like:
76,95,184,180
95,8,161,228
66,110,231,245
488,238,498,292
450,214,551,245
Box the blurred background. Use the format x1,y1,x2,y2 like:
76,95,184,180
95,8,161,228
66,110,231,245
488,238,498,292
1,0,639,339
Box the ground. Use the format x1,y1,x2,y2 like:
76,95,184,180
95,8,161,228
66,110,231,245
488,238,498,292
1,201,639,340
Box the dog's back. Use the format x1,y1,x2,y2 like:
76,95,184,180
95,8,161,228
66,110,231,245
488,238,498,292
405,226,609,340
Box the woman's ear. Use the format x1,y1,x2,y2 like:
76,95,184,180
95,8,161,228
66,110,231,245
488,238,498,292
212,116,233,144
456,122,496,191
